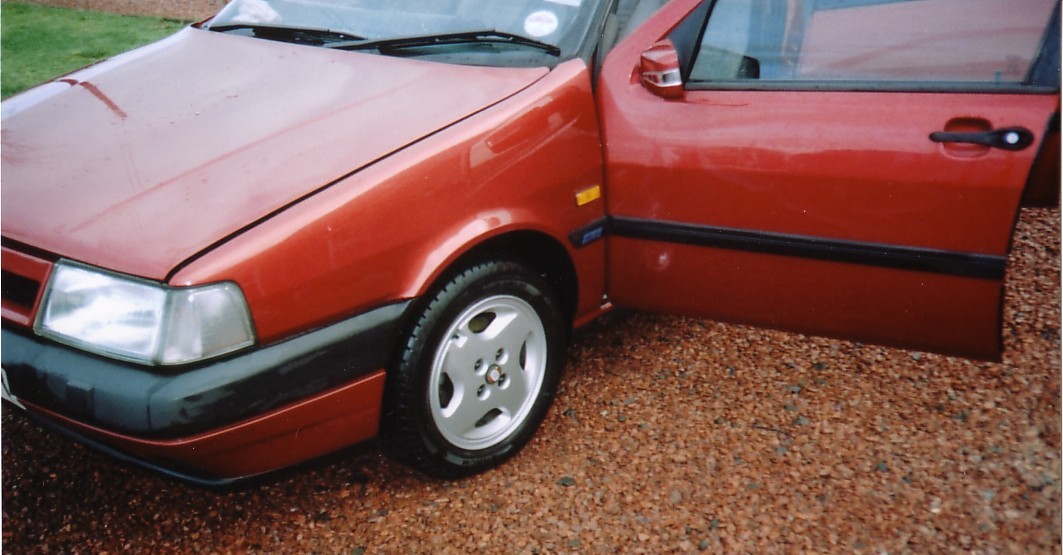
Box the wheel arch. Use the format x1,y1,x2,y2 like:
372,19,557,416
403,229,580,338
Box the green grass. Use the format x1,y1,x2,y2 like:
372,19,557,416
1,2,188,98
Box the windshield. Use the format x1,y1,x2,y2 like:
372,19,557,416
207,0,604,67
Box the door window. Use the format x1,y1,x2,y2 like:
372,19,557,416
688,0,1058,87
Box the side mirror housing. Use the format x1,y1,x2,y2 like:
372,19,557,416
639,40,683,99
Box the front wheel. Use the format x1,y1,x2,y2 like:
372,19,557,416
382,260,566,478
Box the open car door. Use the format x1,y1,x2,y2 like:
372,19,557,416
598,0,1060,359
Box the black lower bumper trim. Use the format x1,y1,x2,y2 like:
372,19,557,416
2,300,410,438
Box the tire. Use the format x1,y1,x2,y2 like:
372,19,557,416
382,260,566,478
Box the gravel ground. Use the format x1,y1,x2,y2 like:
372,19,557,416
3,3,1061,552
3,208,1059,554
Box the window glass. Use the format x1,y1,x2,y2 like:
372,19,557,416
208,0,605,65
688,0,1057,85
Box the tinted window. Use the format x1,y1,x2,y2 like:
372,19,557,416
688,0,1058,86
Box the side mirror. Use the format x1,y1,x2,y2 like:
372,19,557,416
639,40,682,99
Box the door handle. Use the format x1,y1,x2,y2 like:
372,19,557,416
929,126,1034,151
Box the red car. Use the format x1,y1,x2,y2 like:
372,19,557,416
2,0,1058,484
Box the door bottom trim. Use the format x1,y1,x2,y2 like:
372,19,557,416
608,216,1006,280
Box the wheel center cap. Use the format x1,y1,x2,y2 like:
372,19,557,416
486,365,503,385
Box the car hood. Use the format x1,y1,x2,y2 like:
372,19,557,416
1,28,547,280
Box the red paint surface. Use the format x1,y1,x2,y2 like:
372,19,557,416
598,0,1057,358
22,371,386,479
169,59,607,342
1,28,547,281
2,0,1057,476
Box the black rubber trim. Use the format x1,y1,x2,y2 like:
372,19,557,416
609,216,1006,280
929,126,1035,151
2,300,410,439
568,217,609,248
683,80,1059,94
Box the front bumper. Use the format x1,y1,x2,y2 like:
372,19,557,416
2,300,410,482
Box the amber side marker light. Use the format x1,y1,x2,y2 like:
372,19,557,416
575,185,602,206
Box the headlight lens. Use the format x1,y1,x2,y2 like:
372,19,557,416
36,261,256,366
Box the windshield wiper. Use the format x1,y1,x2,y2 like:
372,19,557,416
326,30,561,56
209,24,365,46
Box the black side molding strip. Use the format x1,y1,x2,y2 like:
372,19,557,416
568,217,609,248
609,217,1007,280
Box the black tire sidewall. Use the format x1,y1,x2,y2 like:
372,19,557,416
386,260,566,477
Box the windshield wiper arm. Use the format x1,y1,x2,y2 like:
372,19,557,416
326,30,561,56
209,24,365,45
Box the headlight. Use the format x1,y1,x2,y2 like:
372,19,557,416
36,261,256,366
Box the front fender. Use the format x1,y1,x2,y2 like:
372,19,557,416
170,58,606,345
